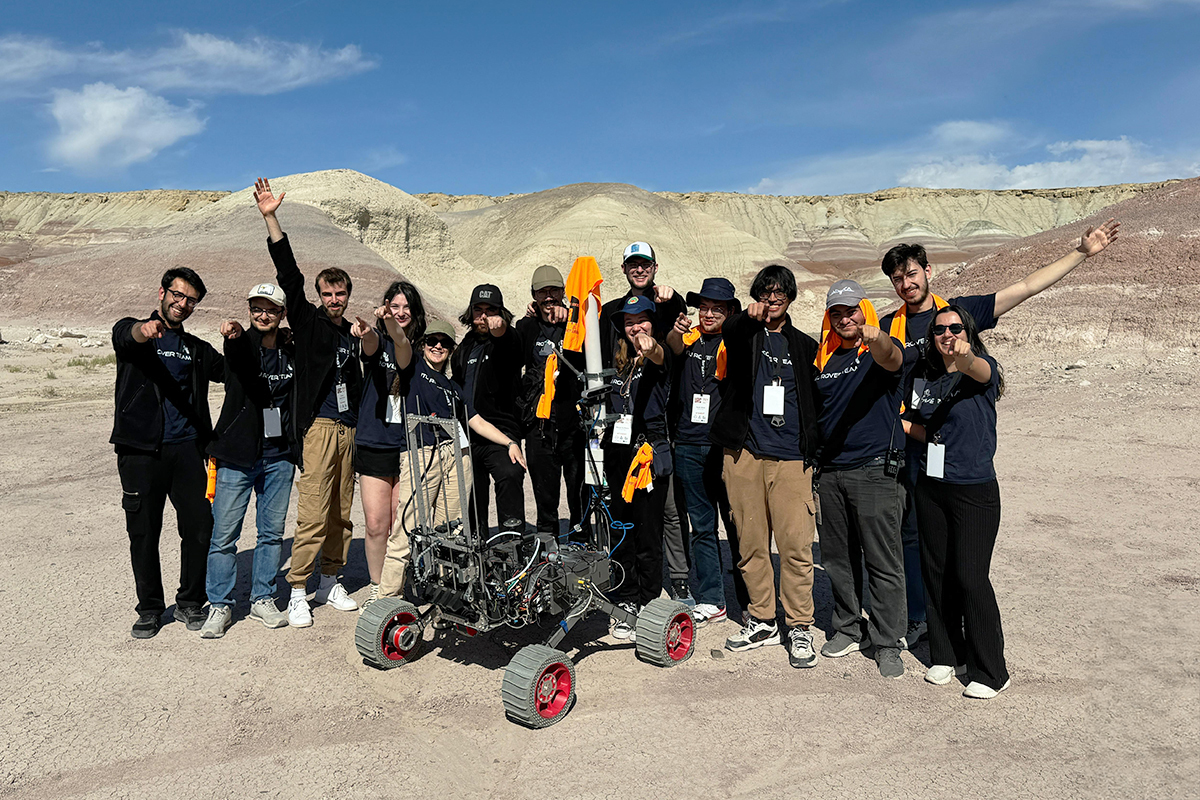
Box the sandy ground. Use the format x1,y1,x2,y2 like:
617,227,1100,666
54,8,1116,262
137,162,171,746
0,324,1197,799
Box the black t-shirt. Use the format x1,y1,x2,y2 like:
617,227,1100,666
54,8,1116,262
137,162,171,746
355,337,410,449
317,329,358,426
606,351,672,445
674,332,724,446
600,288,686,365
907,354,1000,484
259,346,293,460
746,330,802,461
814,340,904,470
462,341,485,420
156,329,196,444
517,317,580,431
405,360,465,448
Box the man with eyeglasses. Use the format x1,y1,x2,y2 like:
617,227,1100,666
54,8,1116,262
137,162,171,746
877,220,1120,650
198,283,297,638
599,242,692,603
255,178,364,628
112,267,225,639
710,265,823,668
517,265,588,543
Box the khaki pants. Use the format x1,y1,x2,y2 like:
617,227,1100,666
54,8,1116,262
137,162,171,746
723,448,816,628
379,440,472,597
287,418,355,588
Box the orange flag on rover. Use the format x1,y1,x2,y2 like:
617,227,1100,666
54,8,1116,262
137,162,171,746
562,256,603,353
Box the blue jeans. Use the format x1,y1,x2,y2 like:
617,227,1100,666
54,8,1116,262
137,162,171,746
675,443,725,607
207,456,295,606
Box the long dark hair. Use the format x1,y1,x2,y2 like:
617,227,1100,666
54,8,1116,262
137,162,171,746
457,303,514,329
922,304,1005,398
379,281,427,342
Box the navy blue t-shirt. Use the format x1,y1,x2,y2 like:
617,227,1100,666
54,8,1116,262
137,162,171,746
405,360,465,448
317,329,358,426
814,339,904,470
907,354,1000,484
607,351,672,445
746,330,802,461
258,346,293,460
879,293,997,360
355,336,411,449
674,332,724,446
156,329,196,444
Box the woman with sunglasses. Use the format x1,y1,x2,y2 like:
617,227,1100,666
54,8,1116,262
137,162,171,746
904,304,1009,699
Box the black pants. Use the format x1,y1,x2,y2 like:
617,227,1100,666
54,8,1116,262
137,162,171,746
117,441,214,616
470,439,526,532
525,424,585,536
604,444,668,608
916,476,1009,690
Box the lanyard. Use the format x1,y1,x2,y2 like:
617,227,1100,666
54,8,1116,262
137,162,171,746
764,331,786,383
261,347,289,407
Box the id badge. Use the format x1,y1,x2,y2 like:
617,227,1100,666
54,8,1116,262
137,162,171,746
691,393,710,425
386,395,403,424
927,442,946,479
335,382,349,413
613,414,633,445
458,421,470,449
763,383,785,416
262,407,282,438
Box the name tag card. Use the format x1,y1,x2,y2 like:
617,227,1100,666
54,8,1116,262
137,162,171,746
613,414,633,445
335,383,349,413
691,393,710,424
763,384,785,416
386,396,404,424
458,421,470,449
927,442,946,479
262,407,283,438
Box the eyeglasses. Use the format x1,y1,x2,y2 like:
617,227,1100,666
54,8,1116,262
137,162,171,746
249,305,283,317
425,337,455,350
166,287,200,308
932,323,965,335
759,290,788,302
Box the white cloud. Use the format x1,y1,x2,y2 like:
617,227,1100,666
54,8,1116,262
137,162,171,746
48,83,206,172
360,145,408,173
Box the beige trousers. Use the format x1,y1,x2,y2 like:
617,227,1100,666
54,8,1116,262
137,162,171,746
723,448,817,628
287,418,355,588
379,440,473,597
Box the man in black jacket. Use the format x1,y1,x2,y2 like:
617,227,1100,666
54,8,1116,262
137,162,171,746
516,265,587,542
112,267,224,639
255,178,363,628
451,284,526,534
711,264,823,668
199,283,297,638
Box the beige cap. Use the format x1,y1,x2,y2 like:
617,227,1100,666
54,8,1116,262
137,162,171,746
247,282,287,308
424,319,457,343
531,265,565,291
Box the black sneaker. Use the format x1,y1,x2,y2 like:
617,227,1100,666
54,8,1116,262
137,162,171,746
173,605,207,631
132,613,162,639
670,579,696,608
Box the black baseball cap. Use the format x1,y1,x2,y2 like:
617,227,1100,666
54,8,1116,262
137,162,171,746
469,284,504,309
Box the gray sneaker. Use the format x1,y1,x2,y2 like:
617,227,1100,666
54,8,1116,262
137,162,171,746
876,647,905,679
200,605,232,639
787,627,817,669
821,631,866,658
250,598,289,629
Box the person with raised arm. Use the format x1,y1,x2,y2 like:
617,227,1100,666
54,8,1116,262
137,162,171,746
254,177,364,627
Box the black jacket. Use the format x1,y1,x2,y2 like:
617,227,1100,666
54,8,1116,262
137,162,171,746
207,328,300,469
110,311,224,453
599,286,686,365
709,311,822,463
268,233,362,440
450,324,523,441
514,315,586,436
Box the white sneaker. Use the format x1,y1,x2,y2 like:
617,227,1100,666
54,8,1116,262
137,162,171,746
611,602,638,640
287,596,313,628
358,583,380,616
199,605,232,639
249,598,289,629
963,679,1011,699
315,580,358,612
925,664,967,685
692,603,727,627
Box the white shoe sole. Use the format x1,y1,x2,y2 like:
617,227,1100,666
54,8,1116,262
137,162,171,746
925,664,967,685
250,611,288,629
964,679,1011,699
821,639,866,658
725,633,781,652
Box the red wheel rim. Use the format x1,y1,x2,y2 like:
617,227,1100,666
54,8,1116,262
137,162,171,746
665,612,695,661
380,611,419,661
533,662,572,719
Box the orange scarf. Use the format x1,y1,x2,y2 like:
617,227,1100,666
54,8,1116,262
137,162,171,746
681,327,727,380
887,294,948,343
563,256,603,352
814,299,881,371
621,442,655,502
535,351,558,420
206,457,217,502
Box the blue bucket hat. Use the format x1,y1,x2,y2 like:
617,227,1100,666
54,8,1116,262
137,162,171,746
685,278,741,314
609,294,657,330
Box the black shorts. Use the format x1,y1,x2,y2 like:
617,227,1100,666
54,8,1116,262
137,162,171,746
354,444,401,479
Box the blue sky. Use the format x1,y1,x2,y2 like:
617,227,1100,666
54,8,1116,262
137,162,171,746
2,0,1198,196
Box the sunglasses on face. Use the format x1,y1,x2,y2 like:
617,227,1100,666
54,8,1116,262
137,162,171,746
933,323,965,335
425,337,455,350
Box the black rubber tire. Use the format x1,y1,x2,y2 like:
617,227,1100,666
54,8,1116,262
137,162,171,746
355,598,423,669
635,598,695,667
500,644,577,728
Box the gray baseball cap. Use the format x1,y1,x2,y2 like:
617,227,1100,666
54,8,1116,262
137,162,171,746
825,279,868,309
531,265,565,291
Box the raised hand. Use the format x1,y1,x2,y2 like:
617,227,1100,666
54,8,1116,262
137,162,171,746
1078,218,1119,257
487,313,507,337
350,316,374,339
633,332,656,356
220,320,244,339
525,301,537,318
140,319,165,340
653,284,675,303
374,304,390,320
951,337,974,361
547,305,568,324
860,323,882,344
673,312,692,335
746,302,768,322
253,178,285,217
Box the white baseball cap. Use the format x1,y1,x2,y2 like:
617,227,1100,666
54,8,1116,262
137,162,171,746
247,282,287,308
622,242,656,263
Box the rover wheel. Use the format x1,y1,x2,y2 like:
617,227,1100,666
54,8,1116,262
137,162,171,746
355,598,423,669
501,644,576,728
635,598,695,667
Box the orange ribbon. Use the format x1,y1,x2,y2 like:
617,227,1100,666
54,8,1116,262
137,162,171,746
681,327,727,380
815,299,882,371
205,458,217,503
535,351,557,420
887,293,948,343
621,442,655,502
